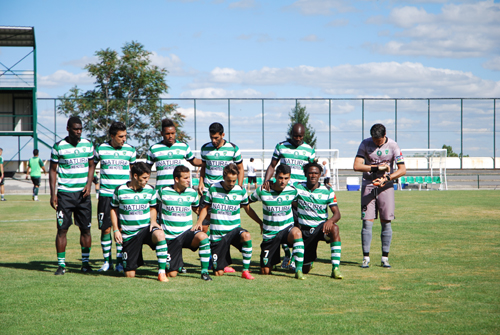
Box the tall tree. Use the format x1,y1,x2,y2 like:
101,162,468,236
57,41,189,156
287,101,317,148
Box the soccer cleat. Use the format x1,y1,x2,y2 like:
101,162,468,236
54,266,66,275
280,256,291,269
295,270,305,280
1,198,6,201
81,264,93,273
97,262,112,272
223,266,236,273
34,196,39,201
381,258,392,268
361,258,370,268
179,267,187,274
289,261,296,272
241,270,254,280
115,263,124,273
158,273,169,282
201,272,213,281
331,268,343,279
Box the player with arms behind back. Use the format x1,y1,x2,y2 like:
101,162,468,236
159,165,213,281
353,123,406,269
111,162,169,282
293,162,343,279
249,164,306,280
94,121,136,273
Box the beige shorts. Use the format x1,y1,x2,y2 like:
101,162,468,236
361,182,395,221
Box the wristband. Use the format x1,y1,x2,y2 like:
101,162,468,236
370,166,378,172
113,229,119,233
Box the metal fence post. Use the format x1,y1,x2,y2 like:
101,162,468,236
194,99,197,150
461,99,463,169
395,99,397,142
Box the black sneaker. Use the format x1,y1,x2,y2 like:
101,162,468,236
81,264,93,273
54,266,66,275
1,198,6,201
201,272,213,281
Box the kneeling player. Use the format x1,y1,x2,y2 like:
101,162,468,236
159,165,212,281
293,162,343,279
194,163,262,279
111,162,170,282
249,164,305,279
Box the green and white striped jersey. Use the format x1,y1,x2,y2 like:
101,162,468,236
249,185,297,242
111,183,156,242
200,141,242,188
294,182,337,229
146,140,195,189
272,140,315,185
158,186,199,241
94,142,136,197
50,138,94,193
204,182,249,243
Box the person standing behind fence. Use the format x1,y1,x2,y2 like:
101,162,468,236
26,149,47,201
321,160,331,188
353,123,406,269
246,158,257,191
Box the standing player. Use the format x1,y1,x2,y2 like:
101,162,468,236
353,123,406,269
0,147,5,201
246,158,257,191
249,164,306,280
293,162,343,279
26,149,47,201
194,163,262,280
263,123,316,268
159,165,212,281
321,160,331,188
94,121,136,273
198,122,244,235
111,162,169,282
50,117,95,275
146,118,202,192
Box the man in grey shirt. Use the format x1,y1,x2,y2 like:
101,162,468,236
353,124,406,269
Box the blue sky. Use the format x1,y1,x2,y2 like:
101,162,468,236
1,0,499,160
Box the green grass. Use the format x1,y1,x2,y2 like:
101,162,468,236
1,191,499,334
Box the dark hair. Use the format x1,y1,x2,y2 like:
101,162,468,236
173,165,190,180
370,123,386,138
131,162,151,176
276,164,291,176
161,118,176,130
33,149,39,156
250,158,254,162
303,162,323,175
67,116,82,128
109,121,126,136
223,163,239,177
209,122,224,135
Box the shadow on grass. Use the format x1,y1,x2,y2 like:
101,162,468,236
0,260,123,277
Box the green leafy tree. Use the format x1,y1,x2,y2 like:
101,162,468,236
57,41,189,157
287,101,317,148
442,144,469,158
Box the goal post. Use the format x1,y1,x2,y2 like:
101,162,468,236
400,149,448,190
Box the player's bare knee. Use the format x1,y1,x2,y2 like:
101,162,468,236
167,271,178,278
291,227,302,239
125,271,136,278
214,270,224,276
241,231,251,241
152,229,165,243
57,229,68,237
260,267,271,275
102,227,111,235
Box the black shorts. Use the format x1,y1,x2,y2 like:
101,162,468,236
56,191,92,231
199,195,210,226
31,176,41,187
248,176,257,184
165,229,201,272
292,206,300,227
97,196,116,230
122,226,159,272
0,176,4,186
260,225,293,268
92,176,99,185
301,222,328,264
210,227,247,271
324,177,330,185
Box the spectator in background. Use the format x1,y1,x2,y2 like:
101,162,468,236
247,158,257,191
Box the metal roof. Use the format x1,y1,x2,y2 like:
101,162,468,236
0,26,35,47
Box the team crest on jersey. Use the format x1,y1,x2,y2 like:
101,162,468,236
302,151,306,155
263,257,269,266
277,197,283,204
233,195,237,200
223,151,227,156
377,150,382,156
318,195,322,199
57,211,64,226
215,153,220,158
286,195,289,200
224,195,230,203
83,147,87,152
134,195,140,202
178,198,183,204
385,149,389,155
294,151,299,157
176,150,180,154
114,152,119,158
75,149,80,155
143,194,147,199
168,152,173,158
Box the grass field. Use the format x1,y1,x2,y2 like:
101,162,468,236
1,190,499,334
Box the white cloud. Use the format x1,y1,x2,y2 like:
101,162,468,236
194,62,500,97
38,70,92,88
228,0,257,9
326,18,349,27
482,56,500,71
61,56,98,68
301,34,322,42
149,52,197,76
180,87,267,98
284,0,354,16
367,1,500,59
